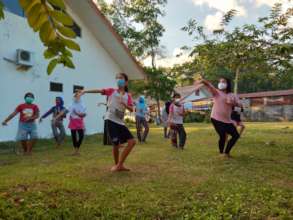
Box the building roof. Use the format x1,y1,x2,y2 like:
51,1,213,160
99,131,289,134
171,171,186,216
176,85,293,102
64,0,145,80
239,89,293,99
175,85,195,98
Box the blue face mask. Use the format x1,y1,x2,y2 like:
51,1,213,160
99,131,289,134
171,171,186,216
117,79,126,88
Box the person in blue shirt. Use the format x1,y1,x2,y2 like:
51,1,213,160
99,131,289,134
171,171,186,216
135,96,149,143
39,97,67,146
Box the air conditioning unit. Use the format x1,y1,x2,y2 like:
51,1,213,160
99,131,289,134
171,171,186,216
16,49,34,67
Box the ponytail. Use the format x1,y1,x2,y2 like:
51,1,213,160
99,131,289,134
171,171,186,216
120,72,129,92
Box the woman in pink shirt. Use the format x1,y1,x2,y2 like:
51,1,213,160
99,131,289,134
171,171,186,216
55,92,86,156
197,77,242,157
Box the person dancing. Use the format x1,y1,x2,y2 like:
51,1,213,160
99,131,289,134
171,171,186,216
196,77,242,158
80,73,136,172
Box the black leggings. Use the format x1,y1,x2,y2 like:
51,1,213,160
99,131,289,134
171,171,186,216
211,118,240,154
70,129,84,149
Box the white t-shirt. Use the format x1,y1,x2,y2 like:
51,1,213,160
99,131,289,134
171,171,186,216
169,103,184,124
102,88,133,125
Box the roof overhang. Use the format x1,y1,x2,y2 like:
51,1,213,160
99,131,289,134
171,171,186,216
65,0,145,80
176,85,212,103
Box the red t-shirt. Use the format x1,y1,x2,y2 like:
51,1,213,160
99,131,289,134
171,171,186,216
16,103,39,123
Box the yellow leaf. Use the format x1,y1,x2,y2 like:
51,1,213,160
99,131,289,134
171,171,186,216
19,0,31,9
24,0,40,14
50,11,73,26
57,25,76,38
47,58,59,75
47,0,66,10
39,21,56,44
62,38,80,51
33,13,48,32
27,3,42,28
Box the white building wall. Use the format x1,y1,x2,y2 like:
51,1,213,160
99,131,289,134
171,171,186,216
0,9,121,142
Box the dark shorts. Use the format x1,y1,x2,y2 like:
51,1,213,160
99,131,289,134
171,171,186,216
105,120,134,146
231,111,241,122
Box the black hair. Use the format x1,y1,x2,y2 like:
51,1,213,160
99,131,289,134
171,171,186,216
173,93,181,99
220,77,232,94
165,101,171,115
120,73,129,92
24,92,34,99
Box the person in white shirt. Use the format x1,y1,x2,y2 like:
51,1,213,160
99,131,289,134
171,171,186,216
80,73,136,172
168,93,187,149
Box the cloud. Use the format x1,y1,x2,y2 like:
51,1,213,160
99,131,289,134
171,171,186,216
204,12,223,31
254,0,288,7
143,48,192,68
191,0,246,16
191,0,247,31
192,0,292,31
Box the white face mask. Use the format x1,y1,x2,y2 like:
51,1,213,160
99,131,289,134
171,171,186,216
218,82,227,90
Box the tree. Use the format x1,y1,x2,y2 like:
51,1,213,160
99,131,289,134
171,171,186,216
182,2,293,94
97,0,167,68
0,0,81,74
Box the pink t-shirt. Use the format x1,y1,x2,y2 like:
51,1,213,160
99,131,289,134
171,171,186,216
211,90,239,123
102,88,133,125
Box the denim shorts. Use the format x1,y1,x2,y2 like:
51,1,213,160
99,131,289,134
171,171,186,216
16,122,38,141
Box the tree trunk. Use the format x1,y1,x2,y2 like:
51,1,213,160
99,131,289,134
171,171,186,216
151,53,156,69
234,66,240,94
156,99,161,122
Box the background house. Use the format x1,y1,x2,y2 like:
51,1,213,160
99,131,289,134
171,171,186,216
176,85,293,121
239,89,293,121
175,85,212,111
0,0,144,141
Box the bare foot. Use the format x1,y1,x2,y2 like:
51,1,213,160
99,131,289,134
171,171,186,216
111,165,130,172
116,165,130,172
111,165,118,172
71,152,80,156
224,154,232,159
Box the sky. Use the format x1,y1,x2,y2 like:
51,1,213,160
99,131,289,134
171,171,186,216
101,0,292,67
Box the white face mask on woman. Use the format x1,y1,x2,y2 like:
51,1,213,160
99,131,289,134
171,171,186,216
218,82,227,90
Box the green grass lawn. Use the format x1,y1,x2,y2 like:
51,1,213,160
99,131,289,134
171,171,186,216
0,122,292,219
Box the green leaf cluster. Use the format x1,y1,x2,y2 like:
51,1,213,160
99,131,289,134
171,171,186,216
0,0,81,74
0,0,4,19
20,0,80,74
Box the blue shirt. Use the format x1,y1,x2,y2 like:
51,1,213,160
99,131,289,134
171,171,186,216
136,103,148,118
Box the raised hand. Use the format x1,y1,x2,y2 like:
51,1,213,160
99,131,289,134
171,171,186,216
2,121,7,126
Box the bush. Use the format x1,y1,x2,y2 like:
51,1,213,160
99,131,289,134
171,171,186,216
184,112,207,123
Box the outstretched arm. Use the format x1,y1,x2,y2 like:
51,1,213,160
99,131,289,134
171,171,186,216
196,79,218,96
2,110,18,126
40,107,54,121
80,89,104,94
